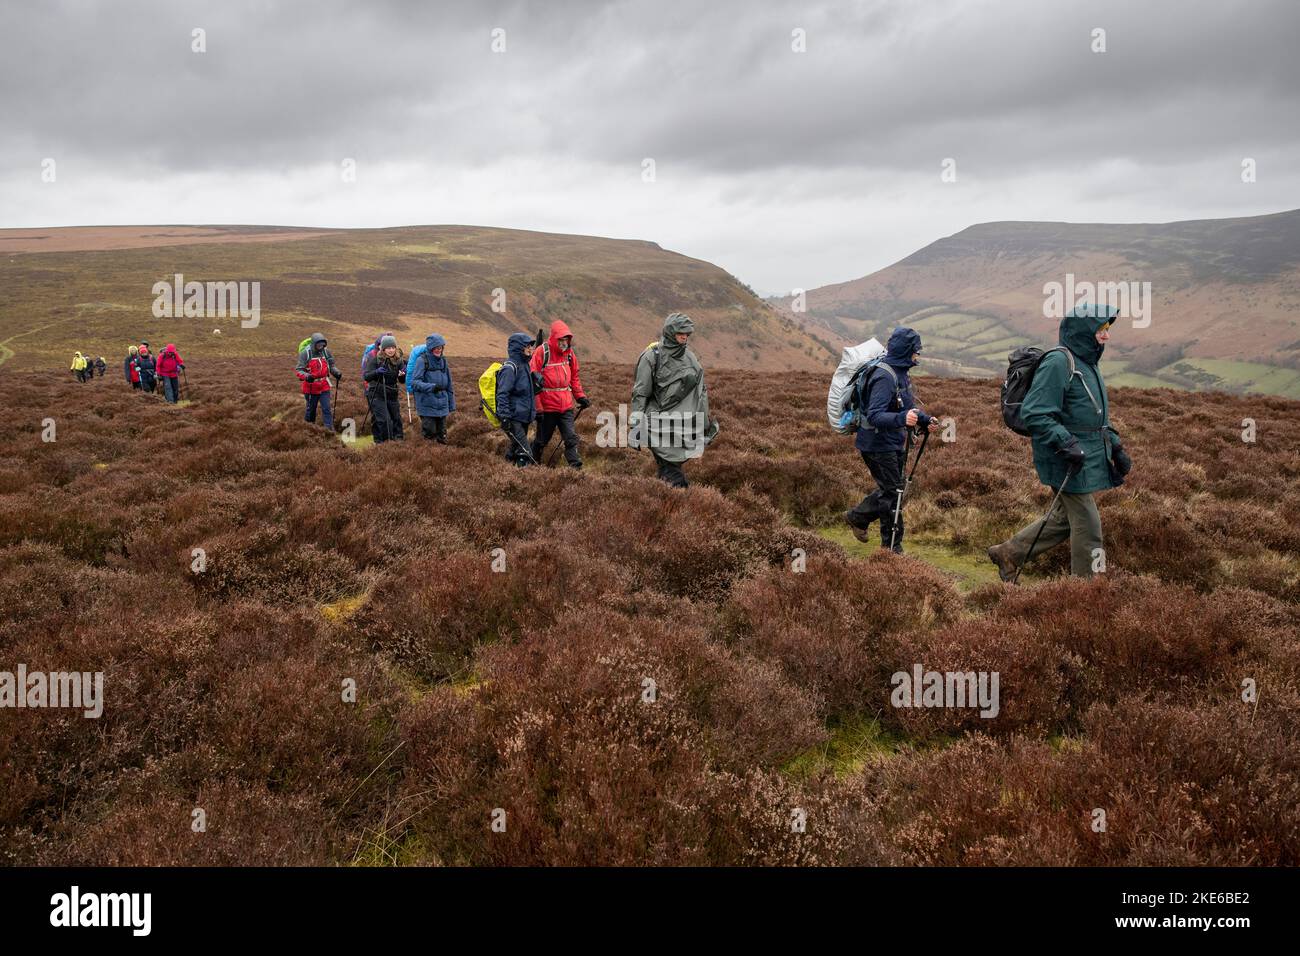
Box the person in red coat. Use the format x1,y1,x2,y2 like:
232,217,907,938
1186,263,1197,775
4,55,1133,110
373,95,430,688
528,320,590,468
296,333,341,429
155,343,186,402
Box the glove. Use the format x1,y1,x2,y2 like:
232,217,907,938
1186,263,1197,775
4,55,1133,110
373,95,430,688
577,396,591,410
433,385,444,394
304,374,317,383
1112,446,1132,477
333,371,342,381
916,411,934,430
1056,437,1086,470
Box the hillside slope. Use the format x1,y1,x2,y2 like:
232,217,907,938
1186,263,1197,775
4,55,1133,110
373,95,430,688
0,224,831,371
776,209,1300,397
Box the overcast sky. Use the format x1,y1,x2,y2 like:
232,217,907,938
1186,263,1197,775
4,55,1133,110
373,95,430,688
1,0,1297,294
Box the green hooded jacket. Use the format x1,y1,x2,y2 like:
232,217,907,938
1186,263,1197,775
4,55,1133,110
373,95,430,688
1021,305,1124,494
630,313,718,464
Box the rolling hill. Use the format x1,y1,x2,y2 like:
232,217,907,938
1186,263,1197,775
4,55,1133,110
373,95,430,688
774,209,1300,398
0,224,831,372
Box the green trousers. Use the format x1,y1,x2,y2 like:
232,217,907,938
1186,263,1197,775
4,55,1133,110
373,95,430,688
1004,491,1103,578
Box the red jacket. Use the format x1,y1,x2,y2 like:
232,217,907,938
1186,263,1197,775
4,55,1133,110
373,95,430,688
297,351,335,395
156,344,184,378
530,320,585,413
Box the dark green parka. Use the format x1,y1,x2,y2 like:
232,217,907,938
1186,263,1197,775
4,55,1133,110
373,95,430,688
1022,306,1125,494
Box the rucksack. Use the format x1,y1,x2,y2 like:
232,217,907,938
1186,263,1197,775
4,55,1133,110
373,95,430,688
478,361,514,428
296,336,312,357
826,338,887,433
360,332,393,378
1000,346,1076,436
405,342,428,393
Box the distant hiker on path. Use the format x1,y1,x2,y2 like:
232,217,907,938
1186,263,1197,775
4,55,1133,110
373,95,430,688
156,343,185,403
987,304,1131,581
495,332,538,466
94,356,107,378
362,334,406,443
629,312,719,488
409,333,455,443
70,352,89,383
124,346,141,389
296,333,341,430
530,320,590,469
843,327,937,553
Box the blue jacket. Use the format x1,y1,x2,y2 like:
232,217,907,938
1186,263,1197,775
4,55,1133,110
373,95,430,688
495,333,536,424
409,334,455,417
855,327,930,454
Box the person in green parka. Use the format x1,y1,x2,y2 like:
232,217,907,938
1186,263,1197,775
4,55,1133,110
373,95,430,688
629,312,719,487
987,303,1133,580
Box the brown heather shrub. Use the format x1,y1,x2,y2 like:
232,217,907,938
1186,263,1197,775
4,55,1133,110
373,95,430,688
717,551,963,718
398,614,839,864
0,357,1297,866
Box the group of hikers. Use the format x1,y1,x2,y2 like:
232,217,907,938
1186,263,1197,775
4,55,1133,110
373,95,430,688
69,352,107,382
839,303,1130,581
291,304,1127,580
296,315,718,488
107,342,188,402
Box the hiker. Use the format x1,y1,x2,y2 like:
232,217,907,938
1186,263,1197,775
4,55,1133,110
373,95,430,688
842,327,937,553
156,343,185,403
529,320,590,469
629,312,719,488
362,334,406,443
124,347,141,389
409,333,455,443
136,344,157,393
70,352,88,382
296,333,341,429
495,332,538,466
987,304,1131,581
94,356,107,378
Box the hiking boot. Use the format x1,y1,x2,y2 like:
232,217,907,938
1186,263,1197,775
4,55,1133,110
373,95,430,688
987,542,1018,582
882,535,903,555
843,510,873,543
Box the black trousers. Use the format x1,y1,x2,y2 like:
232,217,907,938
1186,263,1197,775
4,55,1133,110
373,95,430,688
652,451,689,488
848,450,906,545
531,408,581,466
420,415,447,442
502,419,532,465
368,389,404,442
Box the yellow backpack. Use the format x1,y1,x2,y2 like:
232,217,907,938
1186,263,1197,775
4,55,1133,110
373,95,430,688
478,362,505,427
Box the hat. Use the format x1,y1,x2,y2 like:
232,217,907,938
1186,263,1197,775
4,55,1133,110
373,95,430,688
380,334,397,349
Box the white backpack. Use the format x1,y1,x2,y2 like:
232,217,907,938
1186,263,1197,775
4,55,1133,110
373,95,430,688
826,338,885,433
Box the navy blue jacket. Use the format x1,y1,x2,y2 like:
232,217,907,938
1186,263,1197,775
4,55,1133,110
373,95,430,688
410,333,455,417
855,327,930,454
495,333,536,424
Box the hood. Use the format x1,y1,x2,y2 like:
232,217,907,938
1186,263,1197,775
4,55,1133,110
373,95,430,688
425,333,446,350
885,327,922,369
74,351,83,358
1059,304,1116,364
507,332,534,363
310,332,328,350
660,312,694,358
138,346,150,356
547,320,573,354
162,343,177,354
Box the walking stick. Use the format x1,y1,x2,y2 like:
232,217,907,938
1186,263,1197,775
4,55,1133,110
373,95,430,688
181,368,189,399
1010,461,1080,585
545,404,587,467
889,426,930,552
405,389,413,425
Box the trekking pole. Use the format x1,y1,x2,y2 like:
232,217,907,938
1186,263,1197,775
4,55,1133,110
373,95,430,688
1009,461,1079,585
406,389,413,425
889,428,929,552
181,368,190,399
545,404,586,467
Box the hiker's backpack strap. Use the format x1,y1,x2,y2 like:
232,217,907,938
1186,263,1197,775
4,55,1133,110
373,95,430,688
1049,345,1101,415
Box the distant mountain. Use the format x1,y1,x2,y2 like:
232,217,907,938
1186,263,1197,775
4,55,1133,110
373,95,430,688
0,225,829,371
773,209,1300,398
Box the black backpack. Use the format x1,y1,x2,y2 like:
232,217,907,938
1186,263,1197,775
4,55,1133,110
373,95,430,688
1000,346,1075,436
